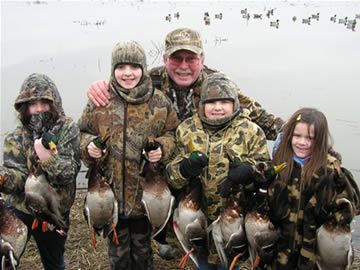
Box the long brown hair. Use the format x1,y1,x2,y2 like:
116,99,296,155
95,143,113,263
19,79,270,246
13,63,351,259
273,108,331,184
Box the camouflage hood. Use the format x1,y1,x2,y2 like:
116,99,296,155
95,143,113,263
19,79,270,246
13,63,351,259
14,73,65,116
109,40,152,104
199,73,240,129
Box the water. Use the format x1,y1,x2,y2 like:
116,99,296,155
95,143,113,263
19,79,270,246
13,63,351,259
1,0,360,246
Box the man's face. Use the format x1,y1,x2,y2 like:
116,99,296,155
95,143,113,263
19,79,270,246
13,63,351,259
164,50,204,87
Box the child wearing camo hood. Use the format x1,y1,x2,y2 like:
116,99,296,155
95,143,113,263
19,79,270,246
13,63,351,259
166,73,271,269
0,73,81,270
78,40,179,269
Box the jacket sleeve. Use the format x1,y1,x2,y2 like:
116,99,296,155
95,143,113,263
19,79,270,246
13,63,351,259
0,130,28,194
39,120,81,186
77,100,99,167
154,96,180,162
238,90,285,140
165,125,191,190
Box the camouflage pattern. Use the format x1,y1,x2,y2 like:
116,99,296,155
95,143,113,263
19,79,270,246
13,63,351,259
268,155,360,270
0,73,80,214
78,41,179,217
166,105,270,263
108,216,153,270
164,27,203,57
149,65,284,139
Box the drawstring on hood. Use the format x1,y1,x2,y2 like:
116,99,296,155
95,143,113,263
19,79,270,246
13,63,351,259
109,40,152,104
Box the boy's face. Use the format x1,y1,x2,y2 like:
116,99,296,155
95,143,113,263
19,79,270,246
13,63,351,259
163,50,204,87
28,100,50,115
291,122,315,159
115,64,142,89
204,100,234,120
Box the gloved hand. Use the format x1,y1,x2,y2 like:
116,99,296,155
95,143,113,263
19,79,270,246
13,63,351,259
179,151,208,179
228,162,255,186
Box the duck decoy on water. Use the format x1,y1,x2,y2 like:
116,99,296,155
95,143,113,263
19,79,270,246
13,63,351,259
312,12,320,20
330,14,337,22
84,133,119,248
316,163,356,270
165,13,171,22
173,183,207,269
245,163,286,269
215,13,223,20
338,17,348,25
240,8,247,15
270,19,279,28
141,135,175,239
174,12,180,19
0,195,28,270
253,14,262,19
302,17,311,25
25,136,67,235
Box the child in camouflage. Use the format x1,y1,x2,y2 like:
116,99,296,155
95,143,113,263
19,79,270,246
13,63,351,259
166,72,271,270
268,107,360,269
78,40,179,270
0,73,81,270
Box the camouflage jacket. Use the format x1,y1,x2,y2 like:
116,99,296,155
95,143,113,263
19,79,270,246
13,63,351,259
0,119,80,214
150,65,284,139
268,155,360,270
78,87,179,217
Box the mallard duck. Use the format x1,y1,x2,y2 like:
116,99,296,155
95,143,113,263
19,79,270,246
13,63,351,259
270,19,279,28
253,14,262,19
215,13,223,20
330,14,337,22
173,183,207,268
25,159,67,234
207,192,247,269
141,136,175,239
0,196,28,270
302,17,311,25
338,17,348,25
84,134,118,248
312,12,320,20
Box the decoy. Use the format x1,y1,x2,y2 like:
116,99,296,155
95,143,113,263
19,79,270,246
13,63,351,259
338,17,348,25
84,134,119,248
253,14,262,19
174,12,180,19
141,135,175,239
240,8,247,15
270,19,280,28
215,13,223,20
330,14,337,22
0,196,28,270
165,14,171,22
292,16,297,22
312,12,320,20
302,17,311,24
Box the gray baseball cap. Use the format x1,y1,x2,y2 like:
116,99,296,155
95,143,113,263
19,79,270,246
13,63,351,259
164,28,203,57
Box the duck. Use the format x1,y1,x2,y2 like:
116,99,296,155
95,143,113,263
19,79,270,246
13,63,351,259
84,134,118,248
338,17,348,25
141,135,175,239
242,13,250,20
253,14,262,19
215,13,223,20
316,163,355,270
270,19,279,28
244,163,286,268
312,12,320,20
207,192,247,269
165,13,171,22
205,17,211,25
302,17,311,25
292,16,297,22
240,8,247,15
330,14,337,22
173,183,207,268
0,196,28,270
25,135,67,235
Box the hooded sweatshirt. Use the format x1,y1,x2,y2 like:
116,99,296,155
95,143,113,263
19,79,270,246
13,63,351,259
0,73,81,214
78,40,179,217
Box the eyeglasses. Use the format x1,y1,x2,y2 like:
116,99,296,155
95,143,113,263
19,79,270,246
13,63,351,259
168,55,201,67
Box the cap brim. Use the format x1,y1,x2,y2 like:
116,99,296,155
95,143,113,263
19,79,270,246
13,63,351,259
165,45,203,58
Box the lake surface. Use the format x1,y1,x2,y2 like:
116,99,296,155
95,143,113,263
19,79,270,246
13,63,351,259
1,0,360,247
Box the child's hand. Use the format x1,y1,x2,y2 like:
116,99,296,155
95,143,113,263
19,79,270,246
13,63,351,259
34,138,52,160
146,147,162,163
87,142,104,158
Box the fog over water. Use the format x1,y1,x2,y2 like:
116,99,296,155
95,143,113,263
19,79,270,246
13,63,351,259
1,0,360,246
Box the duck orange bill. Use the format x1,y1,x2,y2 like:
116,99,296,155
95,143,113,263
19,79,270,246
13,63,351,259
91,227,97,248
42,221,49,232
253,256,261,268
112,223,119,245
178,248,194,268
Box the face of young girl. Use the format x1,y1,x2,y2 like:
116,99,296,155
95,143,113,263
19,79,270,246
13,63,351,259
28,100,50,115
115,64,142,89
291,122,315,159
204,100,234,120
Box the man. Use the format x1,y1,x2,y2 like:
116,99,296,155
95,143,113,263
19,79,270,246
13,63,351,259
87,27,284,138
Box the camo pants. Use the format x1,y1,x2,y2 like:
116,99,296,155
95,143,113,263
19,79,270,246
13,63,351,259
108,216,154,270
